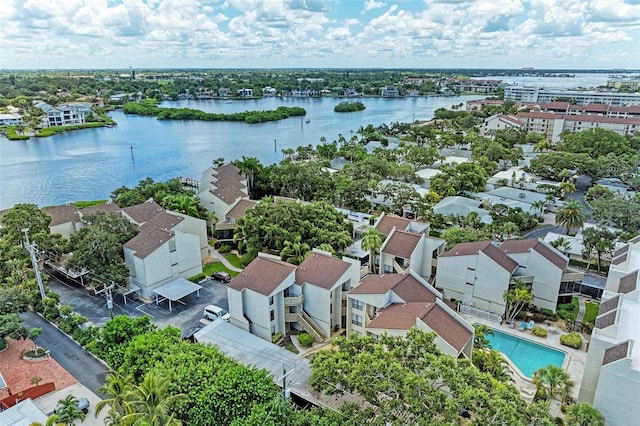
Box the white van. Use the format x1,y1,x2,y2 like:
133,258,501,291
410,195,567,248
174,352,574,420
203,304,230,322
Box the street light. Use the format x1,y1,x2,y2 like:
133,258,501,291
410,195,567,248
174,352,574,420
22,228,46,300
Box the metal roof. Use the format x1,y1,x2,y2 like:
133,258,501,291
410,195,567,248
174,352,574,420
153,278,202,301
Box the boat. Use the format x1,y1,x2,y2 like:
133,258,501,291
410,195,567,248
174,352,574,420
305,119,311,124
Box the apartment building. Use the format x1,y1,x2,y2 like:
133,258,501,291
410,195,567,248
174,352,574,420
198,164,249,222
34,101,93,127
504,86,640,106
346,271,474,358
578,236,640,426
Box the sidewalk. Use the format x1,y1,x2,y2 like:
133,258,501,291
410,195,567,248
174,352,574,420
209,248,243,272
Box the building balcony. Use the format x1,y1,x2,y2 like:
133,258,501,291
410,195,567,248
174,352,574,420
561,271,584,282
284,312,298,323
284,294,304,306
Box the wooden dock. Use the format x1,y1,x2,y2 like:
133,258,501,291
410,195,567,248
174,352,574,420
177,176,199,189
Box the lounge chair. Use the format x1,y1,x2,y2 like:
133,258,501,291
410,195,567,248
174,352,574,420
510,320,516,328
519,321,526,331
527,320,535,330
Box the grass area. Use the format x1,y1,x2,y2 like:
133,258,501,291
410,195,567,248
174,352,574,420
583,299,600,324
74,200,108,209
4,128,30,140
285,342,299,354
203,261,239,277
36,122,108,137
223,253,243,269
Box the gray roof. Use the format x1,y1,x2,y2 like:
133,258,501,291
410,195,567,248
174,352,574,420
433,196,492,222
152,277,202,301
486,187,549,204
0,399,48,425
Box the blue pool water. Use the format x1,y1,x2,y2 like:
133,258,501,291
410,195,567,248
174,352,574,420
485,328,566,378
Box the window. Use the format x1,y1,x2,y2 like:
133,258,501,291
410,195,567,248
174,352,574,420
270,310,275,321
269,296,274,305
351,313,363,327
384,265,393,274
168,238,176,252
351,299,364,310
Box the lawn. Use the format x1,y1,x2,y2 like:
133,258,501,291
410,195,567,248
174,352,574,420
203,261,239,277
583,299,600,324
223,253,244,269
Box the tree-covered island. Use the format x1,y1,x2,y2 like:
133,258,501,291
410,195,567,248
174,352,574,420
334,101,366,112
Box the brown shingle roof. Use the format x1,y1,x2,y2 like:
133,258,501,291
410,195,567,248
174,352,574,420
226,199,258,220
212,185,248,204
139,211,183,232
382,230,422,259
228,256,296,296
43,204,80,226
603,341,631,366
441,241,518,273
421,303,473,352
367,302,431,330
374,215,410,237
296,252,351,290
619,270,638,294
500,239,568,270
80,201,121,216
122,199,164,224
124,228,173,259
349,274,437,303
612,244,630,258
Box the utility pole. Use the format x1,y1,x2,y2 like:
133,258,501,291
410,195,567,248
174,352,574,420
22,228,46,300
278,364,293,421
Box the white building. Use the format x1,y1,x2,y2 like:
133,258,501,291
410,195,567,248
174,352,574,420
0,113,23,126
578,236,640,426
42,204,81,239
380,86,400,97
34,101,92,127
481,114,523,137
227,250,360,342
346,271,474,358
504,86,640,106
262,86,277,97
198,164,249,222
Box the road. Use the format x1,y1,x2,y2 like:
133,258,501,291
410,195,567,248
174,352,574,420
20,310,110,395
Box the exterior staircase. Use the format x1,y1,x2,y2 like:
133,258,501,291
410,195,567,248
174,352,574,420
298,311,326,343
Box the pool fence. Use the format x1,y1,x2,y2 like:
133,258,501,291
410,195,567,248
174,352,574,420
459,304,502,324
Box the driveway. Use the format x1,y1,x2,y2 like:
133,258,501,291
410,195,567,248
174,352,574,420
45,275,229,332
20,310,110,395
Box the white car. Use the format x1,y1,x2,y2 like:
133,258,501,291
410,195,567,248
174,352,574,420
203,304,230,322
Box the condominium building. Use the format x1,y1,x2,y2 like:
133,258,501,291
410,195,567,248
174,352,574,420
504,86,640,106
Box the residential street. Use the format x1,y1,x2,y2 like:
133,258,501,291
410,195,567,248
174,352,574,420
20,310,110,395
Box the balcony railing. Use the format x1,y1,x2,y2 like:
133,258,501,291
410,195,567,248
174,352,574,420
284,294,304,306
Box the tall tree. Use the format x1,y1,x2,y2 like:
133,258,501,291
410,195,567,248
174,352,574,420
503,278,533,322
563,402,606,426
581,226,616,273
555,200,586,235
360,226,383,274
532,365,574,404
122,372,186,426
95,370,134,422
235,156,262,198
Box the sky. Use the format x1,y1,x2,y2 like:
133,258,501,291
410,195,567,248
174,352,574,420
1,0,639,70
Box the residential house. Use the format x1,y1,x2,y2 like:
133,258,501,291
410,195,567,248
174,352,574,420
216,198,258,239
218,88,232,97
34,101,92,127
262,86,277,97
436,239,581,316
380,86,400,97
227,250,360,342
378,227,445,279
432,196,492,224
578,236,640,426
198,164,249,223
237,88,253,97
43,204,81,239
0,113,23,126
346,271,474,358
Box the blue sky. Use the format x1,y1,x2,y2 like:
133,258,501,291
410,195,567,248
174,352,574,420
1,0,639,69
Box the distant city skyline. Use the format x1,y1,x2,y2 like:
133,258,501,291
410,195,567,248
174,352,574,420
1,0,639,70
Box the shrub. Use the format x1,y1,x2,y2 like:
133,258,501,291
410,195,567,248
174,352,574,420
581,322,593,335
189,273,206,283
271,333,283,343
24,347,47,358
530,313,547,323
217,244,232,254
298,332,314,348
0,338,7,351
532,326,548,338
560,332,583,349
539,308,557,320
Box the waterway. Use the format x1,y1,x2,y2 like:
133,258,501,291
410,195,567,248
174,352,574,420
1,95,485,209
0,72,627,209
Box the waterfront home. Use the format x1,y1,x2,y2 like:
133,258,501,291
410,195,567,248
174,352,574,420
34,101,92,127
346,271,474,358
579,236,640,426
380,86,400,97
198,164,249,224
0,113,23,126
43,204,81,239
227,250,360,342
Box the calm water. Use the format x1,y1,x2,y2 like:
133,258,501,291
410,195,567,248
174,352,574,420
0,72,621,209
486,328,566,378
1,95,485,209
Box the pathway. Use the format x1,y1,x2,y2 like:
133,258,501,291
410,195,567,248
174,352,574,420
574,296,586,332
209,247,243,272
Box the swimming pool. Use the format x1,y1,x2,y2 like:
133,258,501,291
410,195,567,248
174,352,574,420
484,328,566,378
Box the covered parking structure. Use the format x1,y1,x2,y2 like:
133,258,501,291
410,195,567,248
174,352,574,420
152,278,202,312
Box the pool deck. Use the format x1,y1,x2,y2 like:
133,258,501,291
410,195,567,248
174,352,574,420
462,314,587,409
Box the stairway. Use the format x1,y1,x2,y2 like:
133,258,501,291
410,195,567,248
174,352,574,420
298,311,326,343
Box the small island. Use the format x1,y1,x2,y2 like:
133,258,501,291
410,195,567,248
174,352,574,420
333,101,366,113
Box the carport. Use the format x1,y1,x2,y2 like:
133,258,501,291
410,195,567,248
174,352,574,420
152,278,202,312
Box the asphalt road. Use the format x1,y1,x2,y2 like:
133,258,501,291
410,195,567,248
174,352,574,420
20,310,110,395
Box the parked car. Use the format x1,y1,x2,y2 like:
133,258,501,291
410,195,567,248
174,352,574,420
54,397,90,415
181,324,204,343
211,271,232,283
203,304,230,322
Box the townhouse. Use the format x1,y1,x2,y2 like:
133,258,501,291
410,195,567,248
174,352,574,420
227,250,360,342
579,236,640,426
346,271,474,358
435,238,581,315
198,164,249,223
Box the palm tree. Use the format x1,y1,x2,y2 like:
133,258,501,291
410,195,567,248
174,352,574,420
555,200,586,235
564,402,605,426
360,226,383,274
549,236,571,253
532,200,546,218
161,194,200,217
235,156,261,197
47,395,86,426
473,324,494,350
95,370,134,421
280,236,310,265
559,181,576,199
121,372,186,426
532,365,573,404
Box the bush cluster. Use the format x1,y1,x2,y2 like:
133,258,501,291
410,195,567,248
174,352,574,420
531,326,548,338
298,332,314,348
334,101,366,112
539,308,558,320
271,332,283,343
217,244,232,254
560,332,583,349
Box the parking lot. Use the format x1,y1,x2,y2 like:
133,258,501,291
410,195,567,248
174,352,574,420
46,275,230,333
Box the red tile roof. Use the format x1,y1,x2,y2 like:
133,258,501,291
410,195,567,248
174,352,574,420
296,252,352,290
228,256,296,296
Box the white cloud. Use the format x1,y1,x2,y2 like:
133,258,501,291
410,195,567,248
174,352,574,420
363,0,385,13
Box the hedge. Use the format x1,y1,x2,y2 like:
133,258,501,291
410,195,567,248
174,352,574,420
560,332,583,349
298,332,314,348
